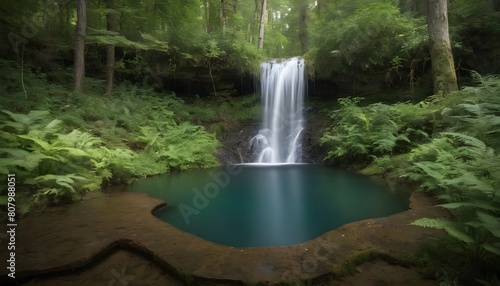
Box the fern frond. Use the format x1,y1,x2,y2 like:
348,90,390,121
482,243,500,256
58,130,102,150
2,110,50,126
438,201,500,212
441,173,494,194
411,218,474,243
0,148,55,171
476,212,500,238
17,131,53,151
442,132,486,149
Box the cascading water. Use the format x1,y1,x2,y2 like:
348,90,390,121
250,57,306,164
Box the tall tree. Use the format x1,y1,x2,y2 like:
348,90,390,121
257,0,267,49
401,0,416,14
105,0,117,96
73,0,87,92
426,0,458,94
298,0,308,55
221,0,226,35
205,0,211,33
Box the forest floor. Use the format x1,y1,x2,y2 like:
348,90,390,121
0,187,447,286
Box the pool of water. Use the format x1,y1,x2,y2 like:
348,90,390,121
127,164,409,247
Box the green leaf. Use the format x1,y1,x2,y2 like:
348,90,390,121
482,243,500,255
477,212,500,238
18,133,52,151
438,201,500,212
411,218,474,244
0,148,56,170
45,119,62,130
58,147,91,157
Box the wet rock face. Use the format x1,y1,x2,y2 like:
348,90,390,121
216,104,330,165
216,122,260,164
301,105,330,164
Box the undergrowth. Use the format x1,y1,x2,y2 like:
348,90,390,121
321,75,500,285
0,59,224,218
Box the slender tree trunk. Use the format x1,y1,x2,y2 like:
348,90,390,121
402,0,417,14
257,0,267,49
299,1,308,55
105,0,117,96
249,0,260,43
205,0,211,33
220,0,226,36
73,0,87,92
426,0,458,95
493,0,500,12
233,0,237,12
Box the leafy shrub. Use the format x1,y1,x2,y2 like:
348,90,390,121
311,1,428,81
0,62,221,218
321,76,500,284
0,110,138,209
320,97,431,163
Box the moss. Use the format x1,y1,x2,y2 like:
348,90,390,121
335,250,405,276
429,39,458,95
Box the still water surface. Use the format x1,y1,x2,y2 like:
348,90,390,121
127,164,409,247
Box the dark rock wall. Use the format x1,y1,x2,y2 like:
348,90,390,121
216,104,330,165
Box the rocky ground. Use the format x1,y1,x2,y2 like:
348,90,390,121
0,188,448,286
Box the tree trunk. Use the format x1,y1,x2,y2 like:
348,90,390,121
249,0,260,43
257,0,267,49
220,0,226,36
299,1,308,55
105,0,117,96
426,0,458,95
402,0,417,14
493,0,500,12
205,0,211,33
73,0,87,92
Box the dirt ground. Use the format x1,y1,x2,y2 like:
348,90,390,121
0,190,447,285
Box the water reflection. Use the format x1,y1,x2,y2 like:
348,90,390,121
127,165,409,247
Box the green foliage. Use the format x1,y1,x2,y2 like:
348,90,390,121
411,218,474,244
404,81,500,284
403,133,498,196
320,97,431,163
411,205,500,284
310,1,428,81
0,109,138,209
321,77,500,284
439,76,500,147
183,94,260,135
135,122,219,172
448,0,500,61
0,63,221,218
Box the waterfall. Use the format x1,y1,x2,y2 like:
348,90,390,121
250,57,306,164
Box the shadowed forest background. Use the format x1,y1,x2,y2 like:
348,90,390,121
1,0,500,285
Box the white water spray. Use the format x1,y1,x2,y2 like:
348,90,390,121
250,57,306,163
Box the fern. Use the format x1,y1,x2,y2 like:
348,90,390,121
411,218,474,244
320,69,500,285
477,212,500,239
439,202,500,212
58,129,103,150
321,97,433,163
0,69,222,215
0,148,55,173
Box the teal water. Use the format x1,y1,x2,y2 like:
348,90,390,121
127,164,409,247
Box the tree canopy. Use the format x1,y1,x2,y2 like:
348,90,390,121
1,0,499,95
